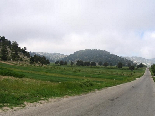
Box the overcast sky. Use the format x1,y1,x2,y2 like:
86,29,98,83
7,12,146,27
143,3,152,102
1,0,155,59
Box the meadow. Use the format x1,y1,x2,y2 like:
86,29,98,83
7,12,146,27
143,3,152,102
0,62,145,109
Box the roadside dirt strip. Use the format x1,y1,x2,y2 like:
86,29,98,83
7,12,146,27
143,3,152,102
1,68,155,116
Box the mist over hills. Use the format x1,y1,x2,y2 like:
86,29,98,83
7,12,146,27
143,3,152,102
29,52,67,62
34,50,155,67
124,56,155,66
29,49,134,66
31,51,155,67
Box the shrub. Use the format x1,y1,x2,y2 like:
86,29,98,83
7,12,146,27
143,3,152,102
80,79,94,87
151,64,155,76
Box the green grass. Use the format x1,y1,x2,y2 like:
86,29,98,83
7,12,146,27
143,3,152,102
0,67,25,78
0,62,145,108
149,68,155,82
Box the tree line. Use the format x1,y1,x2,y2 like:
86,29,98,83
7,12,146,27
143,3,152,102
55,60,145,70
30,55,50,65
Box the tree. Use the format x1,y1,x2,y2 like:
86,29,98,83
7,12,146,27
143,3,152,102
64,61,67,65
0,36,5,43
40,56,48,65
30,55,50,65
23,47,26,51
71,61,74,66
60,61,64,65
1,45,8,61
129,66,135,71
76,60,83,66
55,61,59,65
103,62,109,67
11,41,20,61
30,56,34,64
90,62,96,66
137,63,144,68
151,64,155,76
83,61,90,66
11,41,19,51
128,63,131,67
109,63,113,66
117,62,122,68
98,61,103,66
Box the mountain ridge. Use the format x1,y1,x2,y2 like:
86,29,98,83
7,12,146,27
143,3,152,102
124,56,155,66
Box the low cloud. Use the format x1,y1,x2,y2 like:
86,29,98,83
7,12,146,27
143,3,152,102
1,0,155,58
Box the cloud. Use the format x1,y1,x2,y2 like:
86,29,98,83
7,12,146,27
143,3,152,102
139,31,155,58
1,0,155,58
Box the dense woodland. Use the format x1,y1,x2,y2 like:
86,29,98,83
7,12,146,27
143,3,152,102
62,49,134,66
0,36,50,65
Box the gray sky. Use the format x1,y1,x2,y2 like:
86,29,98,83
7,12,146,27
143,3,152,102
1,0,155,59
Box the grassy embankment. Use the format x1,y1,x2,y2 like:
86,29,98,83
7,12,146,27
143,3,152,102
0,62,145,109
149,67,155,82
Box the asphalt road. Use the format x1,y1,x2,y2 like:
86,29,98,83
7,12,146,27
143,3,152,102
1,68,155,116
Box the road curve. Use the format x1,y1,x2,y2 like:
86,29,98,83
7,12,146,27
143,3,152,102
1,68,155,116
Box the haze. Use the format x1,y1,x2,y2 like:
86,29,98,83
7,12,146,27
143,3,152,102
1,0,155,59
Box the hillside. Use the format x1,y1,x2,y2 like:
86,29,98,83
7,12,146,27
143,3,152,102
0,36,30,62
30,52,67,62
0,36,50,65
62,49,133,66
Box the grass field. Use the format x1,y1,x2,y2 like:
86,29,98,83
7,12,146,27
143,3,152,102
0,62,145,109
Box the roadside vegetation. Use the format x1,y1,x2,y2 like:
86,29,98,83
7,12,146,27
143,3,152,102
0,62,145,109
150,64,155,81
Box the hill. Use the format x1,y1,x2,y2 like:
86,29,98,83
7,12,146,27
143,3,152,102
0,36,30,62
0,36,50,65
62,49,133,66
30,52,67,62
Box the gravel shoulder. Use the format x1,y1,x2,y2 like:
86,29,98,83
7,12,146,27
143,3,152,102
1,68,155,116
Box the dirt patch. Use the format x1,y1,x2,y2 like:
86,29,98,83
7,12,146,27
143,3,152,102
0,61,15,65
0,75,15,80
0,97,64,114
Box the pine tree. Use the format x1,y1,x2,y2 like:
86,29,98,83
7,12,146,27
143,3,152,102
98,61,103,66
117,62,122,68
103,62,109,67
1,45,8,61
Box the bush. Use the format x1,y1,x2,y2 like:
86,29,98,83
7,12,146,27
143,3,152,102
151,64,155,76
79,79,94,87
129,66,135,71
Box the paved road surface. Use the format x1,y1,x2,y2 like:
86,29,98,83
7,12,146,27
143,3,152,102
1,68,155,116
